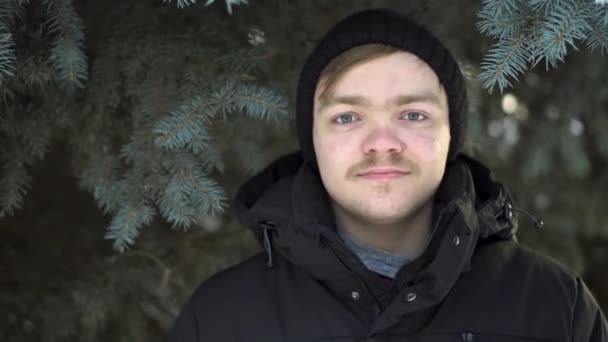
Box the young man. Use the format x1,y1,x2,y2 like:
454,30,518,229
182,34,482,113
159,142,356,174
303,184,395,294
169,9,608,341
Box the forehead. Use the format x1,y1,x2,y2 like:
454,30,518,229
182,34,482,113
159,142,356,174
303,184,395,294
315,52,446,109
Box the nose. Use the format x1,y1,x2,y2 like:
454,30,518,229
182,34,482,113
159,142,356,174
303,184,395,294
361,127,405,155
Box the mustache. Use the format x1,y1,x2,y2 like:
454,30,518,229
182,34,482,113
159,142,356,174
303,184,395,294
347,154,421,178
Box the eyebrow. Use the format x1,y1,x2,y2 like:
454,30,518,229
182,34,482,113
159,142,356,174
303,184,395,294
318,91,444,113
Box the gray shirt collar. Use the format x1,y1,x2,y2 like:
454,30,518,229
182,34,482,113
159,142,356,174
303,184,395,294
337,228,414,279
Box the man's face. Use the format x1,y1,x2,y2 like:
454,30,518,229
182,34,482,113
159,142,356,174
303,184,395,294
312,51,450,226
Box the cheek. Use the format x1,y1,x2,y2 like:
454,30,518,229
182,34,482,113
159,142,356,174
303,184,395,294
314,131,356,174
405,129,450,162
317,135,351,164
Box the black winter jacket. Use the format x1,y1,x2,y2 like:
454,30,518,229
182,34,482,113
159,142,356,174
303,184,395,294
168,152,608,341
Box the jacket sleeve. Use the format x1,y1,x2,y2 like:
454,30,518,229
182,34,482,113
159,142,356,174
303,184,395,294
571,277,608,342
167,296,199,342
167,281,237,342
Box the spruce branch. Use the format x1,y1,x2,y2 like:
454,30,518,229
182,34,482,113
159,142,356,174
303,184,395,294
529,0,562,14
78,154,123,215
0,0,27,26
0,0,286,251
197,142,225,173
0,32,16,82
153,95,214,152
20,116,52,160
158,176,197,229
216,46,267,75
0,141,32,217
186,169,226,216
587,4,608,53
0,160,31,217
480,33,530,93
163,0,196,8
0,108,51,216
163,0,249,14
205,0,248,15
210,81,239,119
234,83,288,122
477,0,608,91
477,0,524,39
157,154,226,230
104,203,156,252
537,0,590,69
587,17,608,53
479,0,520,17
43,0,88,89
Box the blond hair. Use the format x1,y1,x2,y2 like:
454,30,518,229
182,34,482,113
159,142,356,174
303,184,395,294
316,44,401,103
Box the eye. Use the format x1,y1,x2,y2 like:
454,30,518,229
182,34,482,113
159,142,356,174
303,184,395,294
404,111,427,121
334,113,358,124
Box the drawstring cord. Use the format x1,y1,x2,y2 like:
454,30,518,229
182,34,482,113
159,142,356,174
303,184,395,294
261,222,276,268
496,202,544,230
513,207,544,230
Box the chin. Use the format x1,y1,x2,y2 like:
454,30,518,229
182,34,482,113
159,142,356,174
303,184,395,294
368,198,430,220
364,215,406,226
355,208,412,225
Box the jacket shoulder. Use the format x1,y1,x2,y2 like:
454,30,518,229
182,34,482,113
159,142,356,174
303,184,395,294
476,239,579,287
167,252,272,342
191,252,270,299
469,240,607,340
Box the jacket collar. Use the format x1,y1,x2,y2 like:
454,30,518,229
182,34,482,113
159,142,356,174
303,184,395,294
235,151,518,327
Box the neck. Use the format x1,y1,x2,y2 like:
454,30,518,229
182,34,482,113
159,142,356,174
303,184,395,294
332,201,434,258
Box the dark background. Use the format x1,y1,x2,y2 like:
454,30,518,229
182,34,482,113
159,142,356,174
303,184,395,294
1,0,607,340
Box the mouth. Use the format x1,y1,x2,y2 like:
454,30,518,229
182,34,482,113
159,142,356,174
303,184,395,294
357,168,410,180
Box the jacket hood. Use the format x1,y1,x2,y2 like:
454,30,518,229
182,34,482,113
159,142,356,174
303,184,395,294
236,151,518,245
234,151,522,331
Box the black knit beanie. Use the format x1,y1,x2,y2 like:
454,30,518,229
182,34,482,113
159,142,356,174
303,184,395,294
296,8,467,167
